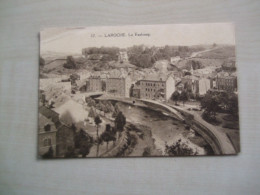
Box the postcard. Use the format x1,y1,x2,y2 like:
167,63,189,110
39,23,239,158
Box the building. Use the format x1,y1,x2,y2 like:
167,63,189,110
118,51,128,63
88,76,102,92
216,76,237,92
181,75,199,94
38,106,60,157
198,78,211,96
139,75,175,101
39,106,75,158
106,76,131,97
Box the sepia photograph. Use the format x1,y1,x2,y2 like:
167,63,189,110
39,23,239,158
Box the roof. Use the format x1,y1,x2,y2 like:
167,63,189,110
182,75,199,81
38,113,57,133
39,106,60,124
140,73,169,82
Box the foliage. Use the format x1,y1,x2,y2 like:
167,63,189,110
114,111,126,132
82,47,119,62
171,90,180,105
165,139,197,156
64,56,80,69
100,124,116,151
112,103,120,118
88,106,96,118
179,91,188,105
200,91,239,123
201,93,221,121
74,129,93,157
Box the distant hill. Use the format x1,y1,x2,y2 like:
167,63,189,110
195,46,235,59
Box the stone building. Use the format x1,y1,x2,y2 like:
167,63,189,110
38,106,60,157
38,106,75,158
88,76,102,92
139,75,175,101
106,76,131,97
118,51,128,63
216,76,237,92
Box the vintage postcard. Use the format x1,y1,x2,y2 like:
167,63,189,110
39,23,239,158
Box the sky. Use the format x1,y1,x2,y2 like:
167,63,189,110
40,23,235,55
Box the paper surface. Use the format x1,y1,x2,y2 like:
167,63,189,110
39,23,239,158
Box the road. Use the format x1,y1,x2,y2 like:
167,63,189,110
187,46,220,59
169,104,236,155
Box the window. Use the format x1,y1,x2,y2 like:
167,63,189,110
44,124,51,132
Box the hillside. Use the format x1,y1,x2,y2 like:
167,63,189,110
195,46,235,59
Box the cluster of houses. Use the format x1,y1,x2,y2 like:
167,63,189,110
83,63,237,102
38,105,75,158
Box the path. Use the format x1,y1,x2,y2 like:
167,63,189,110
169,104,236,154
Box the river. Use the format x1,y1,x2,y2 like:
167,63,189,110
111,101,212,156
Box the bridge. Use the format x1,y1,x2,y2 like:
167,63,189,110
91,95,234,155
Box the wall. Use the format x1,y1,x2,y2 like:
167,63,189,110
0,0,260,195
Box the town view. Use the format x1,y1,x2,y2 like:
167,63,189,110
39,25,239,158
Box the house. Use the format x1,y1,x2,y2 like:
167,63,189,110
38,106,61,157
106,76,132,97
181,75,199,94
198,78,211,96
118,51,128,63
88,76,102,92
138,74,175,101
216,76,237,92
39,106,75,158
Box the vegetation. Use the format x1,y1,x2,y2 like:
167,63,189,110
74,129,93,158
114,111,126,132
94,115,102,157
179,91,188,105
201,91,239,123
165,139,198,156
63,56,79,69
100,124,116,151
171,90,180,105
82,47,119,61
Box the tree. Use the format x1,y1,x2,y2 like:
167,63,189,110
88,106,96,118
74,129,93,157
94,115,102,138
179,91,188,106
100,124,116,151
165,139,197,156
201,93,221,121
112,103,120,118
64,56,78,69
171,90,180,105
94,115,102,157
114,111,126,133
227,93,239,119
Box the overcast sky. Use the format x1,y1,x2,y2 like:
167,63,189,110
41,23,235,54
